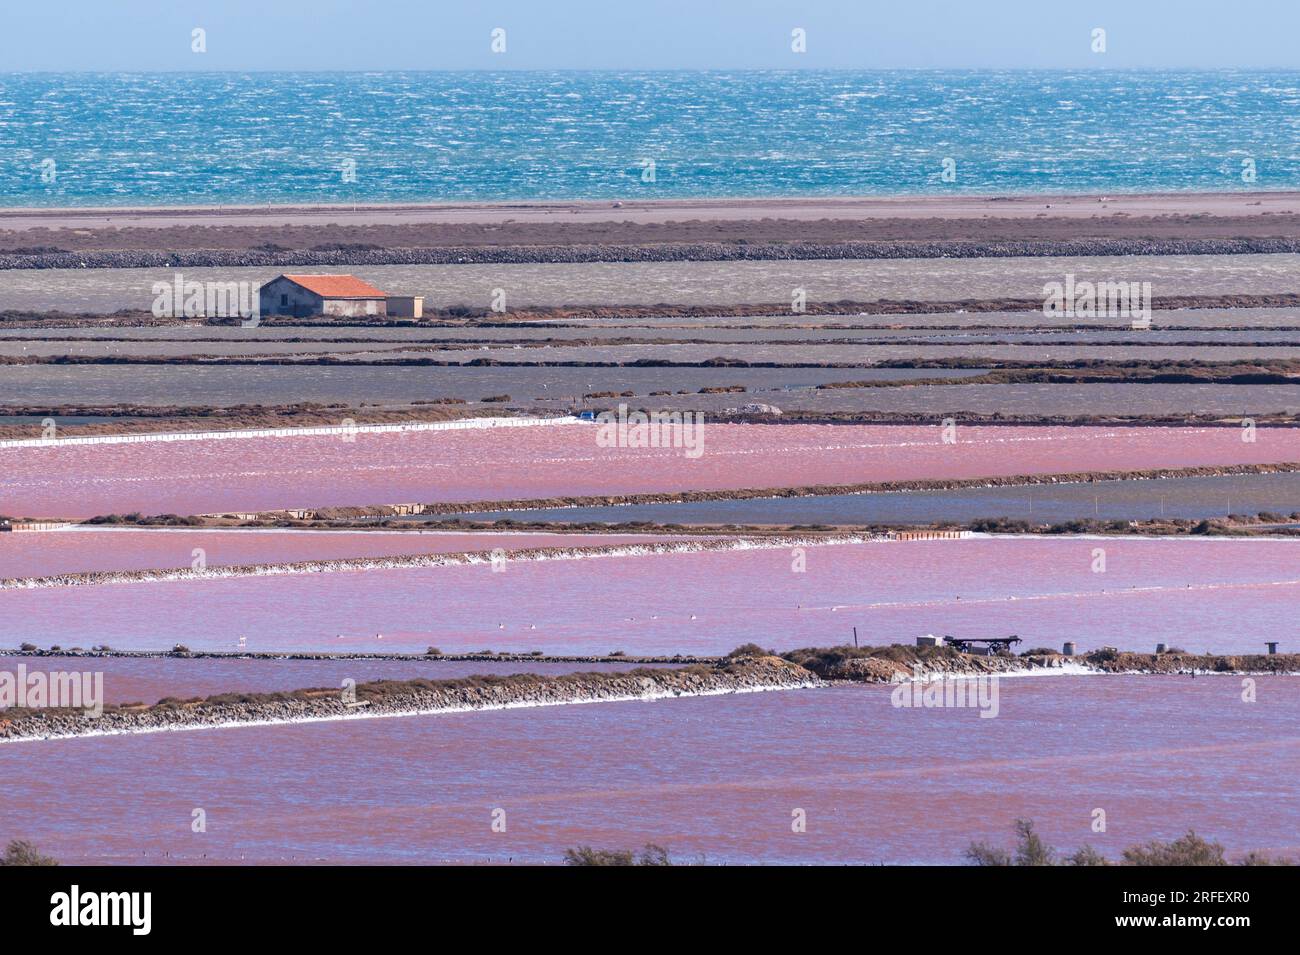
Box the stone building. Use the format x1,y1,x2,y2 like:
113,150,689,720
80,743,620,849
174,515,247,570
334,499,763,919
258,274,389,318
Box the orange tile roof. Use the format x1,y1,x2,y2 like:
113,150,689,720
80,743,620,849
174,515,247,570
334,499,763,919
280,274,387,298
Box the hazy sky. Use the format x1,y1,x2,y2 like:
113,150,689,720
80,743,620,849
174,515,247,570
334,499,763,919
3,1,1298,71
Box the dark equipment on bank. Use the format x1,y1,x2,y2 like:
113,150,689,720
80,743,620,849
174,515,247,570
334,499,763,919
943,635,1023,656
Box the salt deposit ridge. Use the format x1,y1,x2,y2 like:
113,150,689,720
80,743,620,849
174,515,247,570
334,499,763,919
0,414,582,449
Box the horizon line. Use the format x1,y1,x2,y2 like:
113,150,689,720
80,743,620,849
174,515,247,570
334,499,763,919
5,66,1300,76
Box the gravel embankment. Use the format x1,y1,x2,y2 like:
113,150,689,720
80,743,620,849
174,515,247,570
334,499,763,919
785,646,1300,682
0,656,819,741
6,237,1300,270
416,462,1300,515
0,535,874,590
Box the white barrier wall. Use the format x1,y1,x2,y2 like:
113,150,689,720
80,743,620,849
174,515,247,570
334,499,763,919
0,416,585,450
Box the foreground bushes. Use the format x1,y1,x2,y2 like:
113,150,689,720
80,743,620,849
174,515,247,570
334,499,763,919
565,823,1292,865
967,819,1294,866
1,840,57,866
563,844,673,866
781,642,966,677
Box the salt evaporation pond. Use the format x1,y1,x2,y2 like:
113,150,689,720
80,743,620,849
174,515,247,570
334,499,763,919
4,422,1299,518
6,537,1297,656
459,471,1300,525
4,253,1298,312
2,676,1294,864
0,363,871,408
0,528,681,578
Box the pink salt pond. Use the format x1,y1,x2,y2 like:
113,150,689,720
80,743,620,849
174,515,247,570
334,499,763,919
2,676,1295,864
3,422,1297,518
6,536,1297,656
0,528,681,578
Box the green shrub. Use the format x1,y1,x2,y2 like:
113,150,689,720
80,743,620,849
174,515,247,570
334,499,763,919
1,840,57,866
964,842,1012,866
1067,845,1109,867
1122,832,1226,866
966,819,1054,866
1240,851,1297,865
563,843,672,866
966,821,1264,866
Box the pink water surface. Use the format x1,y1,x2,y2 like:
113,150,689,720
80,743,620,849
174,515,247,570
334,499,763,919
6,537,1297,655
2,677,1295,864
4,423,1298,518
0,529,678,578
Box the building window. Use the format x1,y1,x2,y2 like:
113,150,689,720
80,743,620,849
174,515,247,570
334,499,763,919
280,294,288,307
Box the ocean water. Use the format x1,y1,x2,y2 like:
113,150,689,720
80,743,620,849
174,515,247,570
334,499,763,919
3,70,1300,206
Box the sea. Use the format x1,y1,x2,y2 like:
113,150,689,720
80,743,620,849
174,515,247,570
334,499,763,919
3,70,1300,205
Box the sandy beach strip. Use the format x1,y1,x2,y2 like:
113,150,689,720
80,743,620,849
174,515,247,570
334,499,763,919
5,192,1300,262
5,191,1300,229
